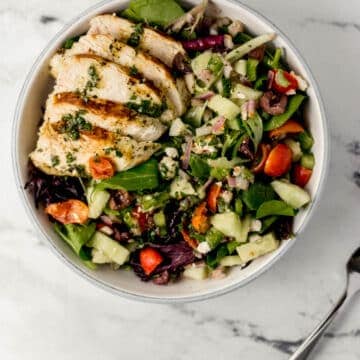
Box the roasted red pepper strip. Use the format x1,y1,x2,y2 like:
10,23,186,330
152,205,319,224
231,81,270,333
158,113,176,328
270,69,298,94
207,183,222,213
251,143,271,174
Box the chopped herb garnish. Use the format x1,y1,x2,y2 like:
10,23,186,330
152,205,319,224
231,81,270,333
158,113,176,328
222,77,231,98
127,23,144,47
59,110,92,140
207,54,223,74
68,164,86,177
66,152,76,164
78,65,101,101
104,147,123,157
51,155,60,167
63,36,80,49
129,66,139,76
125,100,166,117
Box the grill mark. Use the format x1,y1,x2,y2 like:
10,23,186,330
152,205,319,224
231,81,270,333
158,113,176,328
54,92,133,119
71,54,164,100
51,120,114,142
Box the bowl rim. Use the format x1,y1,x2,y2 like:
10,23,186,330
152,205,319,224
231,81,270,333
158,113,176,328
12,0,330,303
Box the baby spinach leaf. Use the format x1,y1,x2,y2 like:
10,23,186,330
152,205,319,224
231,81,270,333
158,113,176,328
242,183,276,211
260,215,278,234
243,112,263,152
256,200,295,219
96,159,159,192
54,222,96,269
122,0,184,27
206,244,229,269
63,36,80,49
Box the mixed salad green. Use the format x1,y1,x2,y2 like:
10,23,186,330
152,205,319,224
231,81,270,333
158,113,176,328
27,0,315,285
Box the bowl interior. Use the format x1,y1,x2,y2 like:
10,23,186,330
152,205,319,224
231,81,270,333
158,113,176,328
13,0,328,302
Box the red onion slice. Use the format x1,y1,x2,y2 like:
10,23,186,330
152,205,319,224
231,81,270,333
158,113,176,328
195,91,215,100
100,215,113,226
182,137,193,170
248,99,257,118
211,116,226,134
267,70,275,90
227,176,237,188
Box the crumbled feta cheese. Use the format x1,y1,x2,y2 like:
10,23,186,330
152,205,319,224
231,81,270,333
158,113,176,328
290,71,308,91
169,118,189,137
197,241,211,254
233,166,243,177
209,27,218,35
192,142,217,155
159,156,178,180
170,177,196,199
192,135,220,155
165,147,179,159
232,166,254,183
285,89,296,96
220,190,233,204
250,219,262,232
249,234,262,243
228,20,244,37
235,176,249,190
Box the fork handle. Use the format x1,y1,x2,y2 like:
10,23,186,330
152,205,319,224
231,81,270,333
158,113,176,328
289,291,348,360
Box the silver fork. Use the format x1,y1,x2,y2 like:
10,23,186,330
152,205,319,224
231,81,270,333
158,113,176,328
290,247,360,360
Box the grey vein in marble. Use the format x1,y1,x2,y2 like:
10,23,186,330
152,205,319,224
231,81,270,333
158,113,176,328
352,171,360,187
39,15,59,24
172,304,305,355
303,17,360,32
347,141,360,156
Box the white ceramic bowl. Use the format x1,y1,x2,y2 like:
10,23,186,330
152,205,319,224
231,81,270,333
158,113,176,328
12,0,329,302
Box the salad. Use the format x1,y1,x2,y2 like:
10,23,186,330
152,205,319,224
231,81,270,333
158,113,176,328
26,0,315,285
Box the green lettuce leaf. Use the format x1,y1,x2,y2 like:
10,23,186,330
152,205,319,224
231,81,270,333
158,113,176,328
54,222,96,269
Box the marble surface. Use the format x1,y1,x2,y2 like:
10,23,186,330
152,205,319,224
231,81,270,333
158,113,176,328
2,0,360,359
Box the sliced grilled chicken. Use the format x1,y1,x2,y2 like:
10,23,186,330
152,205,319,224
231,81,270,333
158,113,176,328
30,121,160,177
88,14,185,68
45,92,166,142
51,34,190,116
52,54,166,111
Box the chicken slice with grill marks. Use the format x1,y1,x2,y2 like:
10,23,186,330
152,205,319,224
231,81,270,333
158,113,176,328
45,92,166,142
30,120,160,177
51,34,190,116
88,14,185,68
51,54,173,119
